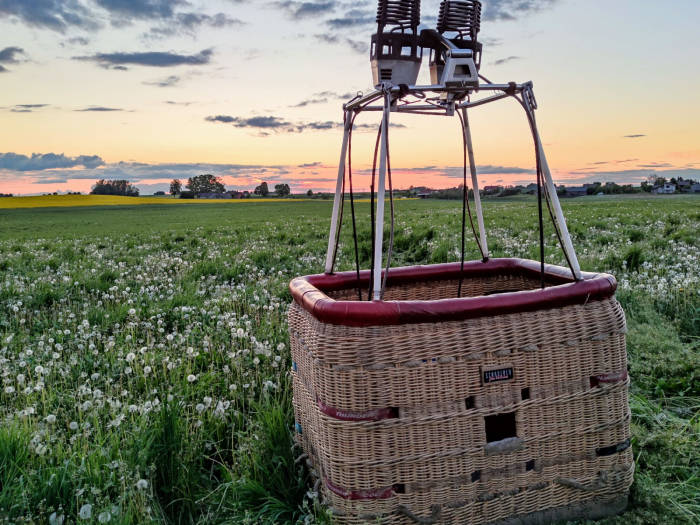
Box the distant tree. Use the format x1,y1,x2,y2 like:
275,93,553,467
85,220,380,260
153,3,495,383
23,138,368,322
254,182,269,196
170,179,182,195
154,191,165,196
90,179,139,196
275,183,291,197
640,180,652,192
306,189,313,196
179,191,195,199
186,174,225,195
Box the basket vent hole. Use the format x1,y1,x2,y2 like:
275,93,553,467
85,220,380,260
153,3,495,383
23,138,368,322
485,412,517,443
465,396,475,409
589,376,600,388
525,460,535,471
393,483,406,494
471,470,481,482
521,388,530,400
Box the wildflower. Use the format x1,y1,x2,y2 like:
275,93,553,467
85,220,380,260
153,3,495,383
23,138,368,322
187,374,197,383
79,504,92,520
136,479,149,490
45,414,57,424
69,421,79,431
49,512,65,525
98,511,111,523
4,386,15,394
125,353,136,362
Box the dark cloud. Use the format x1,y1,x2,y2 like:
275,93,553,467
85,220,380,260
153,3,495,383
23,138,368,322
346,39,369,54
75,48,213,68
75,106,124,112
0,46,26,64
0,161,292,185
147,12,244,38
0,0,99,32
298,162,322,168
493,55,521,65
206,114,403,134
273,1,336,19
624,134,646,138
326,8,374,29
61,36,90,47
143,75,180,87
291,90,355,107
164,100,193,106
0,152,105,171
398,165,535,177
313,34,369,54
9,104,50,113
483,0,560,21
94,0,185,19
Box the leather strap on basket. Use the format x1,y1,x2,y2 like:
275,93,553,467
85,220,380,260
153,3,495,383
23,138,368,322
555,471,608,492
397,504,442,524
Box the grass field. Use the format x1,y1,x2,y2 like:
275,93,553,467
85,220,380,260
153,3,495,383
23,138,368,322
0,195,698,524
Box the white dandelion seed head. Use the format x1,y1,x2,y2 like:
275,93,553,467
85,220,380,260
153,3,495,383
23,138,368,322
79,504,92,520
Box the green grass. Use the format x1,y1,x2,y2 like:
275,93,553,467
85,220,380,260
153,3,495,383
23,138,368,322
0,195,697,524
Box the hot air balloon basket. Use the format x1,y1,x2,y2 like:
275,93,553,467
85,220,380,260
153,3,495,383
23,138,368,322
289,258,633,524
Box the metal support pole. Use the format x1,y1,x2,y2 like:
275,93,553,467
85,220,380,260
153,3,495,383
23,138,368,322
324,112,352,274
461,107,489,259
372,93,391,300
529,115,582,279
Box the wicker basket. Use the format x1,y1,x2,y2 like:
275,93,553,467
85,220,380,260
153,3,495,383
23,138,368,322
289,258,632,524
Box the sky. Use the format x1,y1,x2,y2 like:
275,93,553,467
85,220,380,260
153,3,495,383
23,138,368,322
0,0,699,195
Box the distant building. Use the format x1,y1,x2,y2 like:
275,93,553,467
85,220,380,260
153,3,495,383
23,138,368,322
653,183,676,194
416,192,433,199
564,186,588,197
691,183,700,193
677,180,692,192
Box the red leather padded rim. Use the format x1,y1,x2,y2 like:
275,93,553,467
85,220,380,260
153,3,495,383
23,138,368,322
289,258,617,327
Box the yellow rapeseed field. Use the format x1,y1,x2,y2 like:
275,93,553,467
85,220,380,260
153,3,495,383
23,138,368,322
0,194,298,209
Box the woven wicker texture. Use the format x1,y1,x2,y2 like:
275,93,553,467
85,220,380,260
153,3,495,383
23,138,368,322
290,264,633,524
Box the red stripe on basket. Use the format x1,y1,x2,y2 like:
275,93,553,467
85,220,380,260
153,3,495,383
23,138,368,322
317,399,397,422
324,478,395,500
590,370,628,387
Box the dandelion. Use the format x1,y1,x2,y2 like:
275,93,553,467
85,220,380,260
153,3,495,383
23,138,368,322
187,374,197,383
69,421,79,431
136,479,149,490
4,386,15,394
195,403,205,413
49,512,64,525
98,511,111,523
45,414,57,424
125,352,136,362
79,504,92,520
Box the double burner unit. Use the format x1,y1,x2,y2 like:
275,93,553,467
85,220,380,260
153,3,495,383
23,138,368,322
372,0,482,89
290,1,633,524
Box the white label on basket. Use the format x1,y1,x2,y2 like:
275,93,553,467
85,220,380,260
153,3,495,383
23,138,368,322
482,365,514,384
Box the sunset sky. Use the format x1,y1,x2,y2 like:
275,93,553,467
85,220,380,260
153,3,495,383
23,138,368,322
1,0,699,195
